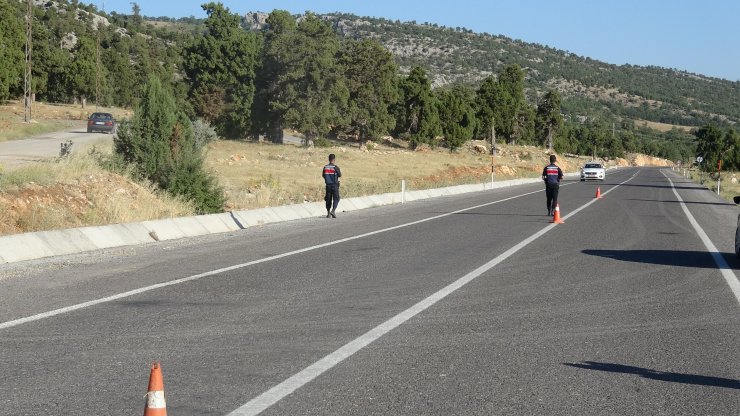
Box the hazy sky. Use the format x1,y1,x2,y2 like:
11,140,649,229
96,0,740,81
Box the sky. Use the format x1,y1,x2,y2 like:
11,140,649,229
95,0,740,81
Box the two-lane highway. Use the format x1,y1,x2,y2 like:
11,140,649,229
0,167,738,415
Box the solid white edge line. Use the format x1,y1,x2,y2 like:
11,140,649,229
662,170,740,304
227,171,639,416
0,181,577,331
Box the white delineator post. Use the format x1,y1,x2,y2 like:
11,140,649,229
401,180,406,204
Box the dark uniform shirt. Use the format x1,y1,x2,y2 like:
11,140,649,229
322,163,341,185
542,163,563,185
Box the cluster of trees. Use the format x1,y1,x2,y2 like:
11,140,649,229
325,13,740,128
0,0,182,108
695,125,740,172
177,5,568,152
2,1,739,175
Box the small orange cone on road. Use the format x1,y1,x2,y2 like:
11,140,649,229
595,186,602,199
551,203,564,224
144,362,167,416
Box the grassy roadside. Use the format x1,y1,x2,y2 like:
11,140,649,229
0,99,673,235
0,151,195,235
0,137,595,235
685,168,740,202
205,139,586,211
0,118,80,142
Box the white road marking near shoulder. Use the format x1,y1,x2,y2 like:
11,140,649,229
662,171,740,304
1,180,588,331
226,171,640,416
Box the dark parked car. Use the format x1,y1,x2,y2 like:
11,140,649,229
734,196,740,258
87,112,116,134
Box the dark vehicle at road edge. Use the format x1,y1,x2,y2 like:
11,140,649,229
86,112,116,134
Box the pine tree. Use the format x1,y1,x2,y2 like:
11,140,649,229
437,85,477,150
0,1,26,101
182,2,260,139
114,75,225,213
394,66,441,147
536,90,563,151
338,39,398,142
258,13,348,144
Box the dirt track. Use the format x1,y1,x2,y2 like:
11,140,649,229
0,125,114,169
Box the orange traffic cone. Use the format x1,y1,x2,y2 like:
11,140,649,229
595,187,602,199
144,363,167,416
550,203,564,224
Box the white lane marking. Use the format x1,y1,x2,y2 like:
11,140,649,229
1,180,589,331
227,172,639,416
662,170,740,304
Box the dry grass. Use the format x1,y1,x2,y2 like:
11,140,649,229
205,139,588,211
635,119,694,133
687,169,740,202
0,151,194,235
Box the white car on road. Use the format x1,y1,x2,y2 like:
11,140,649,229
580,162,605,181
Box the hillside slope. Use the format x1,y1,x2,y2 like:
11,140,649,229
244,11,739,128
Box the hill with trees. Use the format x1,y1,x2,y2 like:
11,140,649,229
2,1,739,171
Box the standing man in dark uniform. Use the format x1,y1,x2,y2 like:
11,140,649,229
322,153,341,218
542,154,563,216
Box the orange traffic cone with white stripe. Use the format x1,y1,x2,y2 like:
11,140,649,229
550,203,564,224
595,186,602,199
144,363,167,416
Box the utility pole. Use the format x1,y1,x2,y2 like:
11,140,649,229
490,119,496,188
96,27,101,111
23,0,33,123
95,2,104,111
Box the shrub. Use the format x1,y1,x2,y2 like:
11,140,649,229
113,76,225,213
314,136,332,148
192,118,218,148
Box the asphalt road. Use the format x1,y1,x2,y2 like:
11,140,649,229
0,167,738,415
0,125,113,168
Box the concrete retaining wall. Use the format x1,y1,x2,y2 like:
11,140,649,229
0,176,558,265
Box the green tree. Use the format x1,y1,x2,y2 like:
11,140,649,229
475,75,499,148
394,66,441,147
251,10,297,142
536,90,563,151
114,75,225,213
338,39,398,142
437,85,477,150
0,1,25,100
182,2,260,138
130,2,143,27
695,124,726,172
496,64,525,144
259,12,348,143
724,128,740,171
67,37,97,107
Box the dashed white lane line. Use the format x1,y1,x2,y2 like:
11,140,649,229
226,171,640,416
663,171,740,304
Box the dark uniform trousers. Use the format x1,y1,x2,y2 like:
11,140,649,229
546,183,559,213
325,184,340,212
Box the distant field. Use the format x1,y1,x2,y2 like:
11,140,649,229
635,119,695,133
